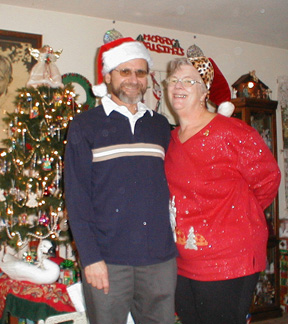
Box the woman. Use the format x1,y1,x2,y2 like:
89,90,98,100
164,57,281,324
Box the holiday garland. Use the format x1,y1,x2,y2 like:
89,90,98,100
0,85,86,249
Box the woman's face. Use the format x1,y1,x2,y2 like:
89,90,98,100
167,64,206,114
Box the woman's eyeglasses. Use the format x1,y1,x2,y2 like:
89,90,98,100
166,77,201,88
113,69,148,78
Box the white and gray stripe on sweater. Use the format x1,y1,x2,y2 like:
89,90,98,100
92,143,165,162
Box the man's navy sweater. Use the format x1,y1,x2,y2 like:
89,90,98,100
64,105,177,268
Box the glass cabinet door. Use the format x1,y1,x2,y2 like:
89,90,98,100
231,98,282,320
250,110,274,154
252,245,279,311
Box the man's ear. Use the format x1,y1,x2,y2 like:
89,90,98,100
104,73,111,84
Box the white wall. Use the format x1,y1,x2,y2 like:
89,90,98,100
1,3,288,217
2,4,288,97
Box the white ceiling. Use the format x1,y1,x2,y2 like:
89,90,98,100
2,0,288,50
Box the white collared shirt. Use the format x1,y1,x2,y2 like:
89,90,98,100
101,95,153,134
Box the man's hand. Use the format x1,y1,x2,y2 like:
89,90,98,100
84,260,109,294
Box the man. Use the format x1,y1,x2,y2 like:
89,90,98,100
64,37,177,324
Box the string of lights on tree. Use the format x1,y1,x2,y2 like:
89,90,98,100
0,84,86,250
0,43,91,251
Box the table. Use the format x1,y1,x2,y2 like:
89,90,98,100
0,273,75,324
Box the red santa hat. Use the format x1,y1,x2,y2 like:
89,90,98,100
92,37,153,97
188,56,235,117
209,58,234,116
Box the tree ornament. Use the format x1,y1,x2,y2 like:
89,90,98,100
18,213,28,226
26,192,38,208
9,187,17,196
27,45,64,88
103,28,123,44
53,92,63,107
0,189,6,202
42,156,52,171
23,251,37,264
40,121,49,141
15,188,26,203
6,205,14,219
47,184,56,196
59,218,69,231
39,213,50,226
43,187,51,197
187,44,205,58
30,106,39,118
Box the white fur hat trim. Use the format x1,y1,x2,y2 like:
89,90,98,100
102,41,153,75
217,101,235,117
92,83,108,97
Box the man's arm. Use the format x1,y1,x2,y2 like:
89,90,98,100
238,127,281,210
84,260,109,294
64,118,103,267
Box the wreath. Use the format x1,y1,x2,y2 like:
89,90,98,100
62,73,96,110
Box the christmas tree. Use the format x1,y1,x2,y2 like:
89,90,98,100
0,46,87,252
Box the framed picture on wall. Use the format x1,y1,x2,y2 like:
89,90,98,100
0,30,42,141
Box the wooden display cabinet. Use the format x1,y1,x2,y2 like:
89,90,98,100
231,98,282,321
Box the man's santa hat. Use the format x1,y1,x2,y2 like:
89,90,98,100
188,56,235,117
92,37,153,97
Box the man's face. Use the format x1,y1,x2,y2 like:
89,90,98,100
105,58,148,106
0,61,11,96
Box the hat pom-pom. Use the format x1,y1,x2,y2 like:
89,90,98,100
217,101,235,117
92,83,108,97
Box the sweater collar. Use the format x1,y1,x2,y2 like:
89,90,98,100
101,95,153,117
101,95,153,135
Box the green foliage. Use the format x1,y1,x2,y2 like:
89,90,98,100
0,85,86,250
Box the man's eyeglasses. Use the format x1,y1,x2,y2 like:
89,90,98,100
113,69,148,78
166,77,201,88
